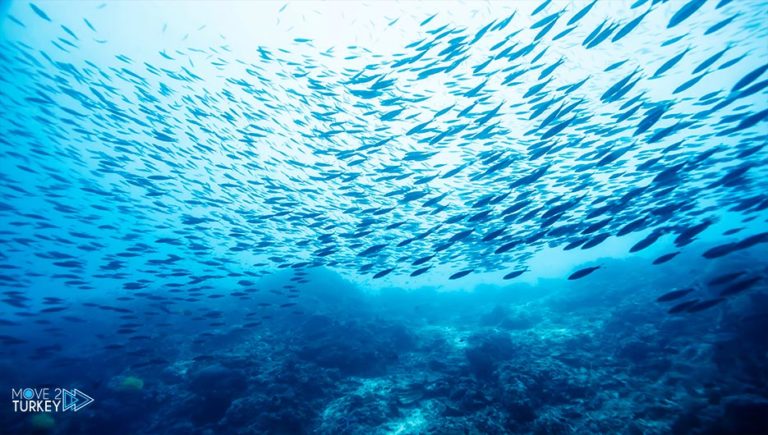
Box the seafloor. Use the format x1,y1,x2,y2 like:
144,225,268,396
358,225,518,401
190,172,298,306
2,252,766,434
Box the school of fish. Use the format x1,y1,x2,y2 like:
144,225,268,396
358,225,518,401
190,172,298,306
0,0,767,335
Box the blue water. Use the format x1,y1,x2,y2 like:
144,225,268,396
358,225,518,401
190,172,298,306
1,0,767,433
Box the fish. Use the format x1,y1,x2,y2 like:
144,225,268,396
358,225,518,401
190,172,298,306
567,0,597,26
674,221,712,247
732,64,768,92
449,269,473,280
630,230,664,253
707,271,745,286
703,232,768,259
503,269,527,280
656,288,695,302
686,298,726,313
719,277,762,297
667,0,707,28
29,3,51,22
693,46,730,74
653,48,690,77
668,299,700,314
704,14,738,34
581,233,610,249
612,11,650,43
568,266,601,280
373,268,395,279
652,252,680,265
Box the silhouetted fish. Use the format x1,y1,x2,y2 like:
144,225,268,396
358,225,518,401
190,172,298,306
708,271,746,286
656,288,695,302
568,266,601,280
503,269,527,280
668,299,700,314
686,298,725,313
652,252,680,265
719,276,762,297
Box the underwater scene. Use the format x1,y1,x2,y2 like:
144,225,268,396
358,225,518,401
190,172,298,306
1,0,767,434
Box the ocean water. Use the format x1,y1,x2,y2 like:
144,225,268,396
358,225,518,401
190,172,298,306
1,0,767,434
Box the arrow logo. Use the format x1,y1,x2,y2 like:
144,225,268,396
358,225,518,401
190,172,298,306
62,389,94,412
